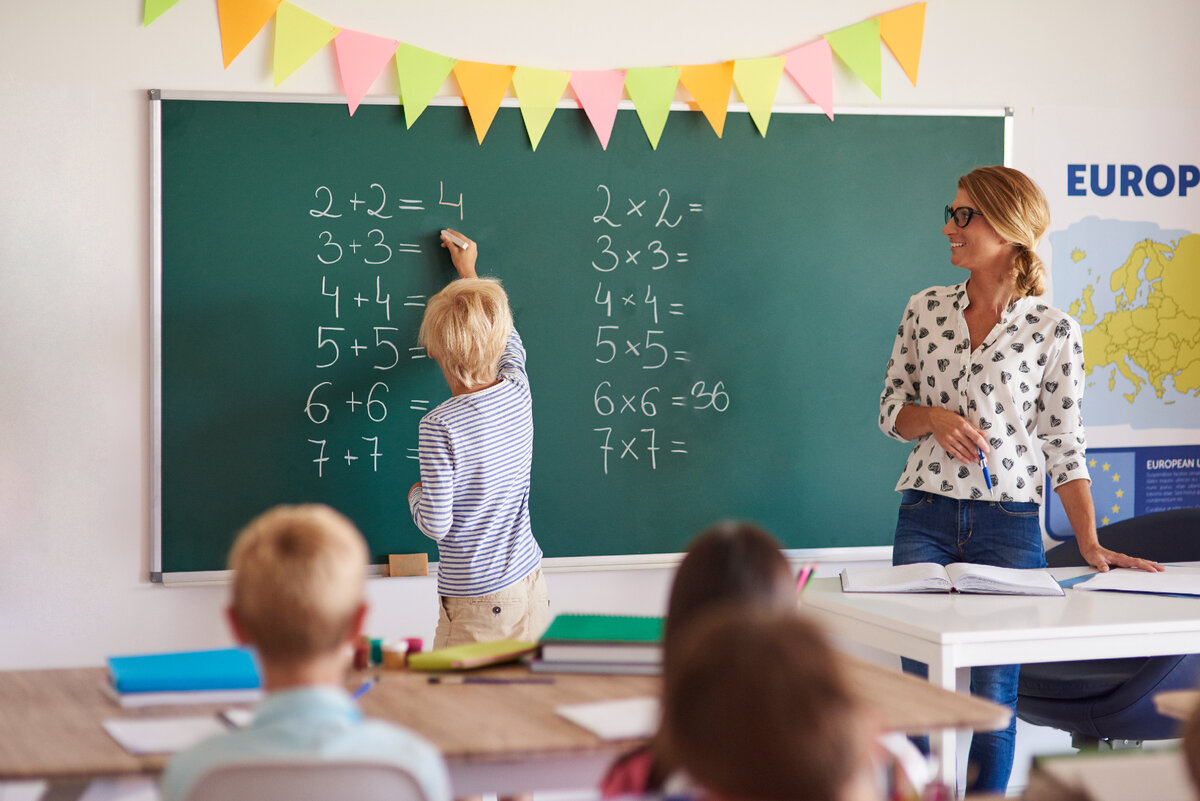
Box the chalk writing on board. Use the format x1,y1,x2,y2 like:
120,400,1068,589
303,180,464,478
590,184,728,475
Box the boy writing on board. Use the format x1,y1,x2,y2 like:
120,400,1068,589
161,504,450,801
408,229,548,648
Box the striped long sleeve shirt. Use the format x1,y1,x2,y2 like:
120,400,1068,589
408,329,543,597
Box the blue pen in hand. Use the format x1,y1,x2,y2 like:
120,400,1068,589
352,676,377,700
977,448,994,497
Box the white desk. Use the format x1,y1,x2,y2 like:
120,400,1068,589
801,567,1200,788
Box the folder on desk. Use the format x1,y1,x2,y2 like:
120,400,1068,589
104,646,262,707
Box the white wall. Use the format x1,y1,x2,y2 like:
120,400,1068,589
2,0,1198,671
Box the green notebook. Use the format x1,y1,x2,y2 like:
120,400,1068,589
540,614,664,644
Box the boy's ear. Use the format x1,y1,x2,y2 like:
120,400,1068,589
226,606,250,645
347,602,369,641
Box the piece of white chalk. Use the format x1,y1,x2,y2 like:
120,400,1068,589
441,229,469,250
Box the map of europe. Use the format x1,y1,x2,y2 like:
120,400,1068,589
1050,217,1199,429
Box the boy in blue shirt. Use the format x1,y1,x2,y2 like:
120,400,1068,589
408,229,547,648
162,504,450,801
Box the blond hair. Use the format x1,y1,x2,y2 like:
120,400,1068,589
228,504,367,663
419,277,512,388
959,166,1050,297
659,605,870,801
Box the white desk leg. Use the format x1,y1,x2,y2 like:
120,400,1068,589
926,653,959,793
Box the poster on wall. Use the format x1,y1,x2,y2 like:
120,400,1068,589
1032,107,1199,538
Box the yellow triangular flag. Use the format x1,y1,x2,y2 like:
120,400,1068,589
824,18,882,98
732,57,786,137
679,63,734,137
512,67,570,150
625,67,680,150
144,0,181,26
453,61,515,144
218,0,281,68
879,2,926,86
273,2,338,86
395,44,457,129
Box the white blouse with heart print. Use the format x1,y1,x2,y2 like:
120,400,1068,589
879,282,1092,504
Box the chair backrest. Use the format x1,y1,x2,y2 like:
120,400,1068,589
1045,507,1200,567
183,760,430,801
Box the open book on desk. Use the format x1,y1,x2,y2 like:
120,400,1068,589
840,562,1064,596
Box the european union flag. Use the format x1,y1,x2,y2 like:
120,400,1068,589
1045,449,1136,540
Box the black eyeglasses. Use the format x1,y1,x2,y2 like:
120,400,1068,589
945,205,985,228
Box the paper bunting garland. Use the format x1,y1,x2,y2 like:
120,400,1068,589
334,29,399,116
395,44,457,129
569,71,626,150
732,57,786,137
512,67,571,150
454,62,515,144
146,1,926,148
679,63,734,138
625,67,681,149
824,18,883,99
783,39,835,120
879,2,926,86
217,0,281,68
143,0,182,27
273,2,338,86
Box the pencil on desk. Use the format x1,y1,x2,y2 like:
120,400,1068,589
427,675,555,685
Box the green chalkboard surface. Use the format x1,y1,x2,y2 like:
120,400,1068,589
154,95,1005,576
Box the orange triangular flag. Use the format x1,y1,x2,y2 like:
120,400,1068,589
453,61,515,144
878,2,926,86
679,63,734,137
217,0,282,68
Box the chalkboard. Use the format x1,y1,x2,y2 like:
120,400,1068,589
153,93,1006,578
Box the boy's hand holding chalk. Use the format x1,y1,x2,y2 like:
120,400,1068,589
439,229,477,279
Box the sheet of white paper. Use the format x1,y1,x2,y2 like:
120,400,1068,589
101,716,226,755
556,695,659,740
77,776,161,801
1076,565,1200,596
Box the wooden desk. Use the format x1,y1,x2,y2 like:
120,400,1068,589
0,657,1007,796
802,568,1200,789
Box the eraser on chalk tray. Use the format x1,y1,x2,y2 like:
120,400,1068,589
388,553,429,577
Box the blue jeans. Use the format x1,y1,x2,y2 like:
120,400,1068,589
892,489,1045,794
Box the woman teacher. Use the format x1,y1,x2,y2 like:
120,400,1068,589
877,165,1162,793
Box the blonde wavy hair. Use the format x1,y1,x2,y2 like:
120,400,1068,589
959,166,1050,297
228,504,367,662
419,277,512,388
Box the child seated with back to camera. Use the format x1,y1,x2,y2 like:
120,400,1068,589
408,229,547,649
161,504,450,801
660,604,883,801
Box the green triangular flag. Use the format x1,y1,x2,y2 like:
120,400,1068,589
512,67,571,150
144,0,182,26
825,18,882,98
625,66,680,149
732,57,785,137
273,2,338,86
395,43,457,129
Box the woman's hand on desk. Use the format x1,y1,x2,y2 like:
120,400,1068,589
1079,542,1164,574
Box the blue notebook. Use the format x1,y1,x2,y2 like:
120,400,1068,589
107,647,261,693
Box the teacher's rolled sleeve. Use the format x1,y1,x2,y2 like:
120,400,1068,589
1037,314,1092,489
878,294,924,442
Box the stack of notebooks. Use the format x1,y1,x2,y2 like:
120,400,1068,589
531,613,663,675
103,646,263,707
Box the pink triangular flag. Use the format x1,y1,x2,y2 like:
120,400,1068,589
570,70,626,150
784,39,834,120
333,29,399,116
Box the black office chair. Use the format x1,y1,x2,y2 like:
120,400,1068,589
1016,508,1200,749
